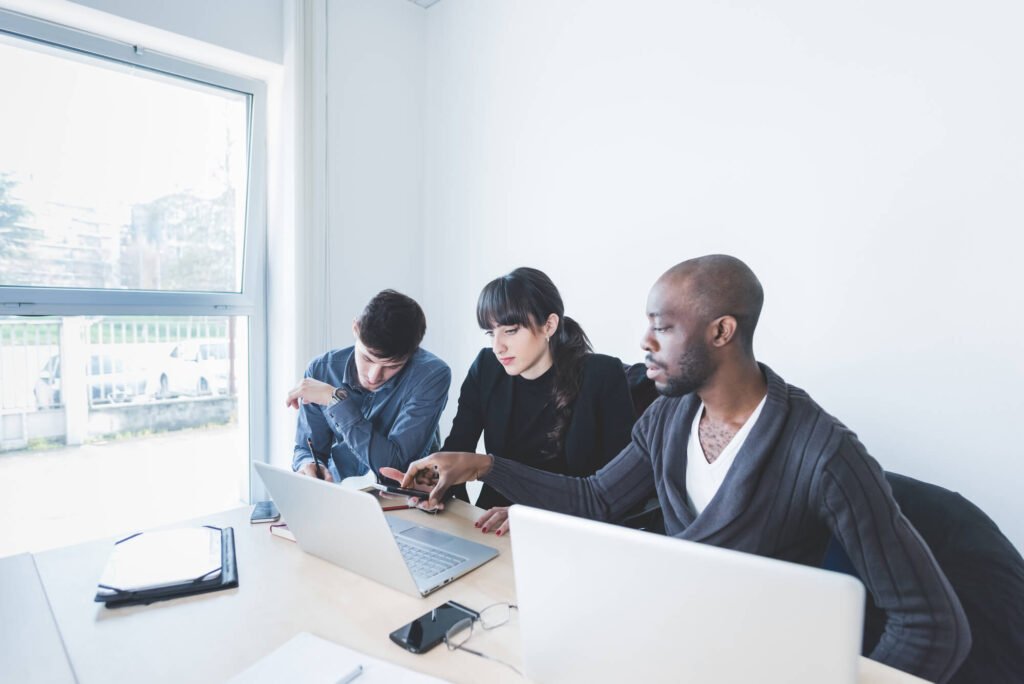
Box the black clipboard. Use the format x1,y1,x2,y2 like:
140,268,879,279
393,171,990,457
94,525,238,608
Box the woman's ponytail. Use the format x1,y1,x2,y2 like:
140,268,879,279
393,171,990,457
548,315,592,455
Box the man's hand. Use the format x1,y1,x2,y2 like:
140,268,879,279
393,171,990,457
475,506,510,536
381,452,493,510
379,466,429,491
286,378,336,409
379,466,444,513
297,461,335,481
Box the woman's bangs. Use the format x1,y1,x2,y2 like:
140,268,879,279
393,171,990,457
476,278,534,330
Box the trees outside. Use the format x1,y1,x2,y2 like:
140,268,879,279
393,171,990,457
123,188,237,292
0,173,236,293
0,174,39,270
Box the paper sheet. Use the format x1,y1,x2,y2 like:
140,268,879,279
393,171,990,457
226,632,451,684
97,527,221,593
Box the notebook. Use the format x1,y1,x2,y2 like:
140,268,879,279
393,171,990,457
94,525,237,607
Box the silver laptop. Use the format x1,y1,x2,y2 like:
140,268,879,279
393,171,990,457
509,505,866,684
254,462,498,597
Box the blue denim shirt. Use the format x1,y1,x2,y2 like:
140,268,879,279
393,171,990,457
292,346,451,480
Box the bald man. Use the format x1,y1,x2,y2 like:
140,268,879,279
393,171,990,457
382,255,970,683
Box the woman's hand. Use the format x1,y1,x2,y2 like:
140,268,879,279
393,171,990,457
475,506,510,536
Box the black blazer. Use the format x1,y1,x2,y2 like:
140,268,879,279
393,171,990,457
443,349,636,509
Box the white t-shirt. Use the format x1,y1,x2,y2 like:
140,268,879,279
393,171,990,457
686,395,768,516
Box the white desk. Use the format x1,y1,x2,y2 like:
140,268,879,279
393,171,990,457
0,553,75,684
14,503,928,683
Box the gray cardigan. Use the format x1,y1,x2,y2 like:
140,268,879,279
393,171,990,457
484,364,971,683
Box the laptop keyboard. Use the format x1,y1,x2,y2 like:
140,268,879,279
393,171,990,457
397,539,465,579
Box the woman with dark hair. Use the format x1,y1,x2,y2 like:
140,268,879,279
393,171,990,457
386,267,635,535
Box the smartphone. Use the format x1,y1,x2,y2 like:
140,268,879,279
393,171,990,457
389,601,479,654
372,483,434,499
373,483,457,500
249,500,280,523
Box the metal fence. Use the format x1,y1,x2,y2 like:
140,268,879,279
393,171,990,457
0,316,234,411
0,319,60,411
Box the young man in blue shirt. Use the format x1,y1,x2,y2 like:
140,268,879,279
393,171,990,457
286,289,451,481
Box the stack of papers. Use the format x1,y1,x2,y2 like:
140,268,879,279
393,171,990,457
98,528,222,593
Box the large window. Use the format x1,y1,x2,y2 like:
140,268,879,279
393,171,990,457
0,10,267,556
0,36,249,293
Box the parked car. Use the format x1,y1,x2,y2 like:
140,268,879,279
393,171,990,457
34,355,62,408
88,353,148,404
34,353,149,409
156,342,230,398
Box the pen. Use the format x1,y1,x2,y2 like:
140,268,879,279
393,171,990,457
306,437,325,480
336,664,363,684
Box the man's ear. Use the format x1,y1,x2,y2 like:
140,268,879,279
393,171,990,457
709,315,738,348
352,319,360,341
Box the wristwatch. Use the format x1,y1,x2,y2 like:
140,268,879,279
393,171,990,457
329,383,351,406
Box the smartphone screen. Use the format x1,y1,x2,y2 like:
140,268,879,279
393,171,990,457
249,500,280,523
376,483,432,498
389,601,478,654
374,483,457,502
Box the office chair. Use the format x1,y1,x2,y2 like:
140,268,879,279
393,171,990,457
617,362,665,532
823,472,1024,683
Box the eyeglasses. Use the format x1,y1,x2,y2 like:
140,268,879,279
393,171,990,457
444,602,521,675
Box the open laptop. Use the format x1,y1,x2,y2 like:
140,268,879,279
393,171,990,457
254,462,498,597
509,505,866,684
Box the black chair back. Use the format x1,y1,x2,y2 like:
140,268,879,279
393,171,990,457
622,361,659,418
824,472,1024,683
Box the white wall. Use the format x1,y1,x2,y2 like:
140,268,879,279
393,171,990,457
68,0,284,63
422,0,1024,550
321,0,427,349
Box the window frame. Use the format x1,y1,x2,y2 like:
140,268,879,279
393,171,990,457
0,8,269,494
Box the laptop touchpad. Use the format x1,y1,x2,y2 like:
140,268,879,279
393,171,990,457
401,526,455,547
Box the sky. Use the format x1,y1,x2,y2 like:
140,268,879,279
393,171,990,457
0,33,250,291
0,34,248,221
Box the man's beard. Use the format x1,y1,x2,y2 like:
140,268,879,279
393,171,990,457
658,342,714,398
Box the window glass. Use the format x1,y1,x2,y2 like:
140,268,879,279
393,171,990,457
0,315,249,555
0,35,249,293
0,11,265,557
